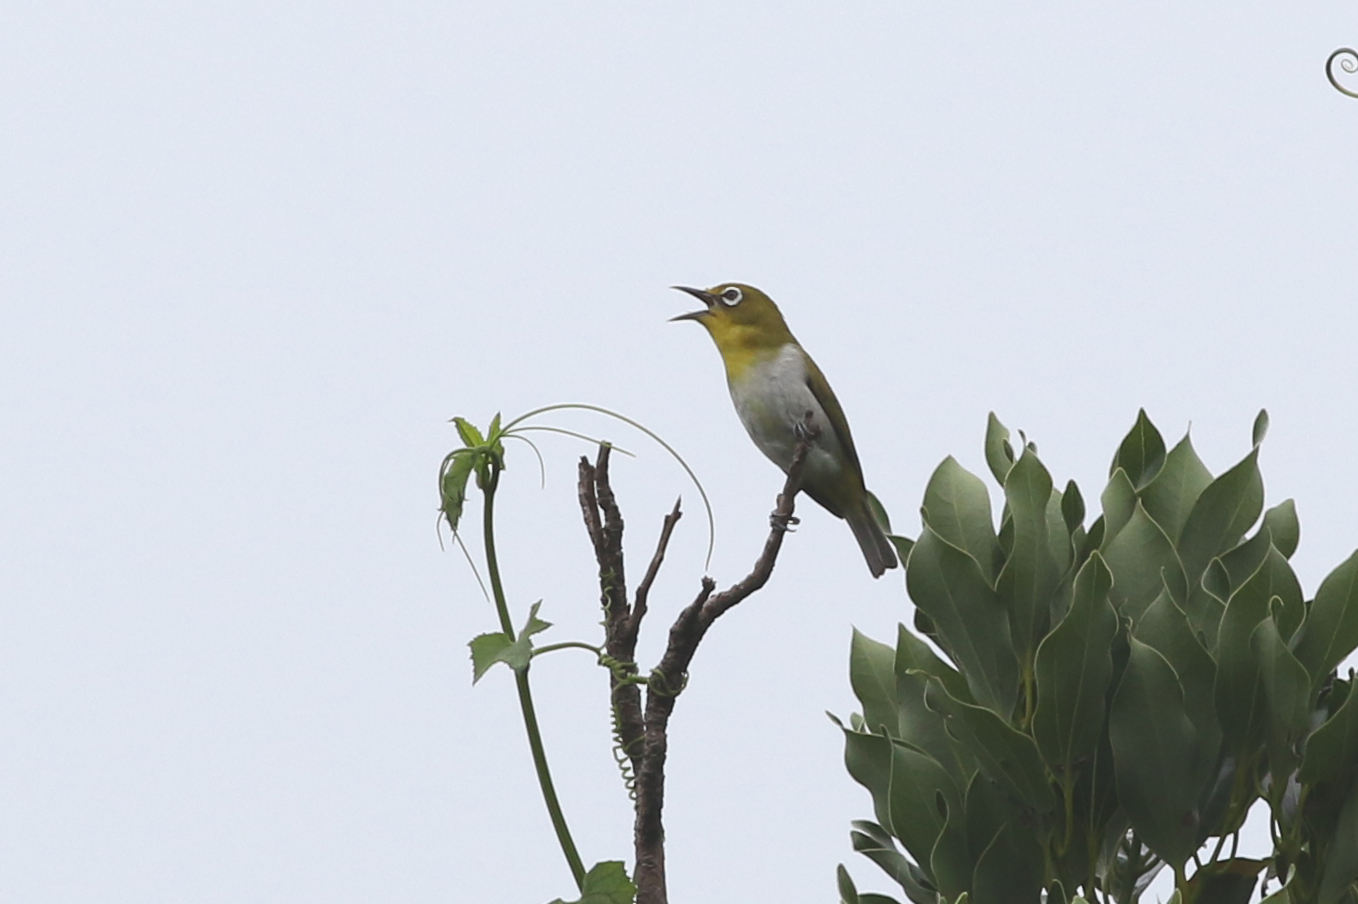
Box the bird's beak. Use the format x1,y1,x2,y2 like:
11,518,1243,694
669,285,717,322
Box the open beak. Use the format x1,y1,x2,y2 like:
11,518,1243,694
669,285,717,322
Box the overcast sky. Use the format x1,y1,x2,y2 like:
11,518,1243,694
4,3,1358,902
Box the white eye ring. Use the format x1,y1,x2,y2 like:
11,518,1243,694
719,286,743,306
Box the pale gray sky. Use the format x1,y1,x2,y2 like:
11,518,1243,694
3,3,1357,902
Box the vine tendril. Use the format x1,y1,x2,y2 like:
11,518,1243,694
1327,48,1358,99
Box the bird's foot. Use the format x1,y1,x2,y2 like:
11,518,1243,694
770,513,800,533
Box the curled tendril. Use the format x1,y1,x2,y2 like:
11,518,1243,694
1328,48,1358,99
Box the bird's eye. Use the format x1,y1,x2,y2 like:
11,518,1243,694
719,287,743,306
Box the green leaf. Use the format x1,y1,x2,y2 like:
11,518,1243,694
921,457,1002,584
1032,553,1119,777
1100,469,1138,543
1140,433,1214,543
1262,498,1300,559
837,863,860,904
1214,550,1293,754
1100,502,1188,622
1250,616,1310,785
1109,638,1204,871
852,629,901,735
998,452,1060,666
889,535,916,568
1292,549,1358,691
894,627,975,778
843,728,896,834
453,416,486,448
1252,409,1270,447
971,819,1044,904
850,822,936,904
1177,447,1264,588
922,677,1057,817
1135,589,1221,759
906,528,1018,716
985,412,1016,486
1319,782,1358,904
1111,409,1167,490
929,790,973,903
1061,480,1086,538
547,860,636,904
469,632,514,683
467,602,552,683
1300,678,1358,786
887,741,963,873
439,449,478,532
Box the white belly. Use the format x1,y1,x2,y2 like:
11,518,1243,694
727,345,848,484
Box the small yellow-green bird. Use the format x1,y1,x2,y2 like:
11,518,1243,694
672,283,898,578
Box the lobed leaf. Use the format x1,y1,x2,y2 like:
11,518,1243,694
547,861,636,904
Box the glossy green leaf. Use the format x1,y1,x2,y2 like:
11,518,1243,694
1262,499,1300,559
1111,409,1167,490
923,677,1057,816
1300,678,1358,786
852,629,901,735
1101,502,1188,622
906,528,1018,716
985,412,1016,486
921,457,1003,583
547,861,636,904
1177,447,1264,587
1032,553,1118,777
998,452,1060,665
1292,549,1358,690
1140,433,1214,543
1100,469,1138,544
1109,638,1204,870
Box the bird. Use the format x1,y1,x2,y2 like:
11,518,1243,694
671,282,898,578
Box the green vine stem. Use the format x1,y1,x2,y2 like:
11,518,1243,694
482,464,587,889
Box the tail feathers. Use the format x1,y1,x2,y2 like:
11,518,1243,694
847,498,899,578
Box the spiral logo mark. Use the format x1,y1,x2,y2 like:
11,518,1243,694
1329,47,1358,98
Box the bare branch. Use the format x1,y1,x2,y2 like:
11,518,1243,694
626,498,683,652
